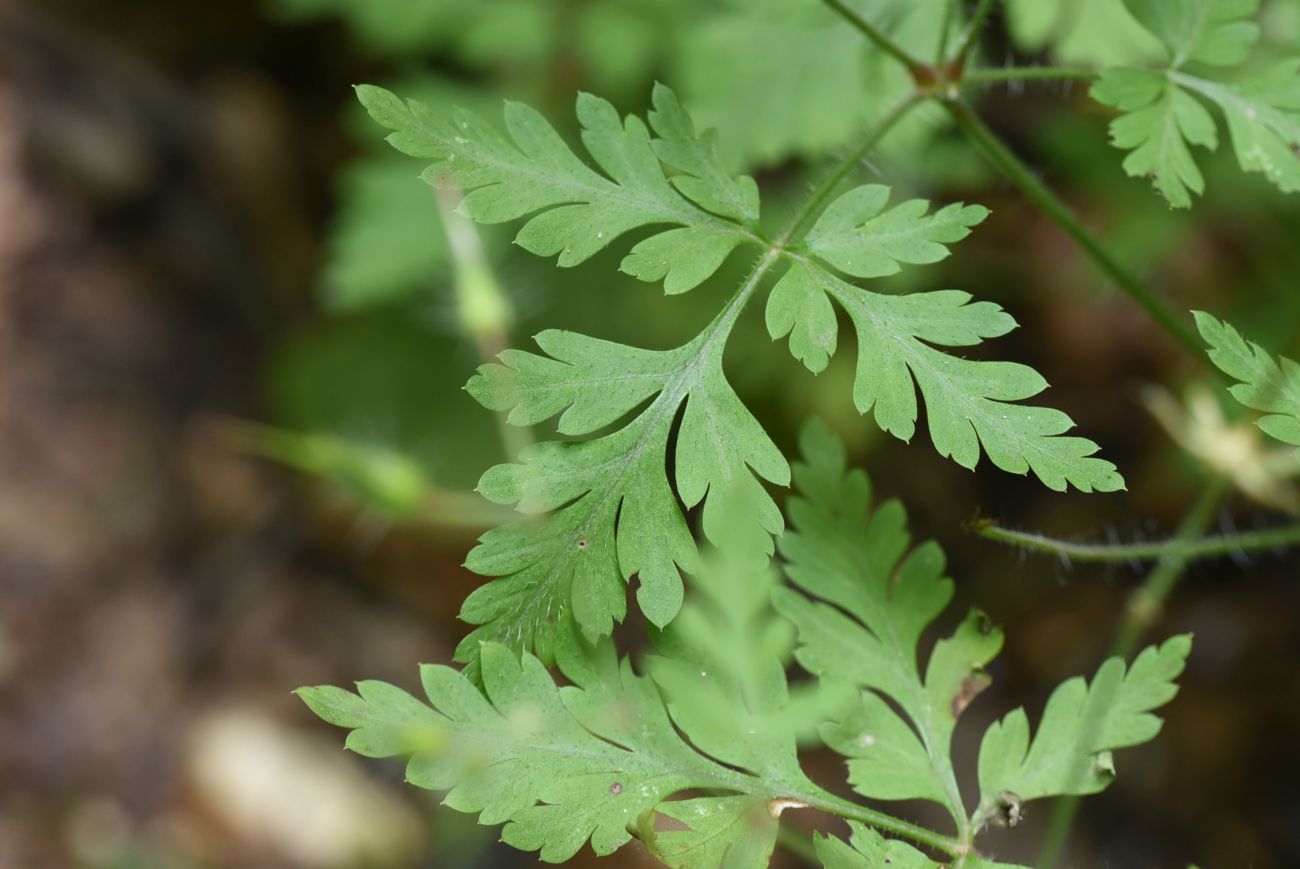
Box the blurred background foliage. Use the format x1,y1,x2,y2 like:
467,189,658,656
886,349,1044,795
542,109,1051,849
0,0,1298,867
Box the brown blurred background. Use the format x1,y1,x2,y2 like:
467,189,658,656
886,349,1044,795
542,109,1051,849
0,0,1298,867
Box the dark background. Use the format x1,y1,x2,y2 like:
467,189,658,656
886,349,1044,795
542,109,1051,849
0,0,1298,866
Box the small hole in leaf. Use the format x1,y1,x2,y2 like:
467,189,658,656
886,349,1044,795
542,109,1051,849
576,538,589,550
610,782,623,795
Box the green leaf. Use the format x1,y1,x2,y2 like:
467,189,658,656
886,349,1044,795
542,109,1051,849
773,421,1004,826
767,223,1126,492
304,424,1189,867
645,796,777,868
301,594,826,867
356,84,1122,673
1006,0,1164,67
1194,311,1300,450
814,823,944,868
301,640,751,863
1092,69,1218,209
976,635,1192,812
1094,1,1300,203
672,1,948,169
646,513,829,799
319,155,448,312
1123,0,1260,67
462,327,788,666
647,83,760,225
355,84,759,296
1179,63,1300,195
274,0,562,67
801,185,988,279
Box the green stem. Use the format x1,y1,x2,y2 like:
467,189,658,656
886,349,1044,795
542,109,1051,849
433,188,534,460
1111,477,1231,658
804,792,959,855
819,0,930,80
1035,478,1229,868
935,0,957,62
962,66,1100,84
950,0,997,65
422,489,523,531
780,94,925,245
941,98,1206,359
974,513,1300,564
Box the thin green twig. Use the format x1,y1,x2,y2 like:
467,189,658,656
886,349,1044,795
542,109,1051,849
940,98,1207,359
974,513,1300,564
780,94,925,244
1034,478,1231,868
819,0,929,80
962,66,1100,84
950,0,998,65
935,0,957,63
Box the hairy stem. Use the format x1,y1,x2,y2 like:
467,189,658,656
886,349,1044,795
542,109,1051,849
1111,478,1231,658
819,0,930,80
941,98,1206,359
962,66,1100,84
1034,478,1229,868
805,791,959,855
975,512,1300,564
780,94,926,244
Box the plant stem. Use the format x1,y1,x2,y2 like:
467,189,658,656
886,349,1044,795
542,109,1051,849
962,66,1099,84
1111,477,1231,658
781,94,926,244
1034,478,1229,868
433,188,533,460
974,514,1300,564
935,0,957,62
819,0,929,80
940,98,1206,359
805,792,960,855
950,0,998,65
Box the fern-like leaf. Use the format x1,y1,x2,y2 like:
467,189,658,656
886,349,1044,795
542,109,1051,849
1093,0,1300,205
976,635,1190,815
362,85,1122,667
767,189,1124,493
357,83,760,296
1195,311,1300,451
302,422,1186,868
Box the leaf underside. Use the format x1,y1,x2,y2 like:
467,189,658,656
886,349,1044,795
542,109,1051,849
1093,0,1300,206
359,83,1122,669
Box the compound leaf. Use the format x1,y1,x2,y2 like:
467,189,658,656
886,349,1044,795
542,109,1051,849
768,204,1125,493
463,327,787,667
976,635,1191,815
1195,311,1300,450
646,797,777,868
773,421,1004,826
1123,0,1259,67
801,185,988,279
357,83,759,295
1092,68,1218,208
1095,0,1300,204
301,639,771,864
